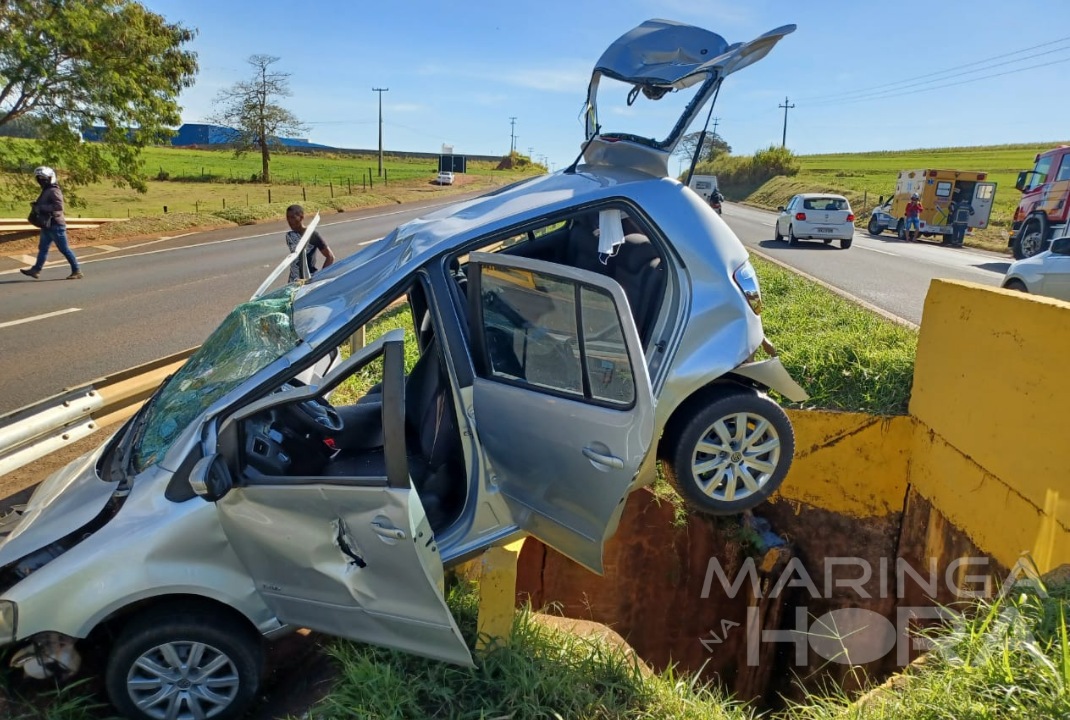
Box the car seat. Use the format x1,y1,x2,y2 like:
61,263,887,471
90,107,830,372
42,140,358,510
611,233,665,343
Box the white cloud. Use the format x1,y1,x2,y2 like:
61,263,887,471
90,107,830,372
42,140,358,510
412,60,590,94
387,103,425,113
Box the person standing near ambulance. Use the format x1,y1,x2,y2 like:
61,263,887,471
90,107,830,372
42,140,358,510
903,192,923,242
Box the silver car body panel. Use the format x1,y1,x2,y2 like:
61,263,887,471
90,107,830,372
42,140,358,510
731,358,810,403
0,443,114,566
1003,246,1070,301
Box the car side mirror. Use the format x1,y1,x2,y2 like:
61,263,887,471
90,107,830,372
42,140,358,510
777,206,785,212
189,453,234,502
1051,237,1070,255
1015,171,1027,192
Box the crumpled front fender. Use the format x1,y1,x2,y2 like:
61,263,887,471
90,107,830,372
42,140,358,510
730,355,809,403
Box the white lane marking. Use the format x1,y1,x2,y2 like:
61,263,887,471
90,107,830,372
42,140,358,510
19,255,36,265
0,307,81,329
859,245,897,256
0,198,464,276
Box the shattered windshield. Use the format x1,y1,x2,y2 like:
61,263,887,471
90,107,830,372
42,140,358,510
131,286,300,472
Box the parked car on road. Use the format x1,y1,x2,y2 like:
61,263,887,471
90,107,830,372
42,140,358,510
775,193,855,249
437,171,455,185
0,18,801,720
1001,236,1070,301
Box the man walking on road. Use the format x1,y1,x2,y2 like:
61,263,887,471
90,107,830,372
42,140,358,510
904,192,923,243
20,166,82,280
285,204,335,283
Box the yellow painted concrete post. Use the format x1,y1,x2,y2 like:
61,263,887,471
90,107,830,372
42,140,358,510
348,326,365,356
473,538,526,652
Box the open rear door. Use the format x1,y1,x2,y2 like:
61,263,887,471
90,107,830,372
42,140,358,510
970,182,997,230
465,252,655,574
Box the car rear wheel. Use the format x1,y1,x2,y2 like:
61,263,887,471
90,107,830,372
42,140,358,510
774,222,783,242
662,390,795,516
1003,279,1028,293
788,225,799,246
105,609,262,720
840,237,852,249
868,216,881,236
896,219,905,240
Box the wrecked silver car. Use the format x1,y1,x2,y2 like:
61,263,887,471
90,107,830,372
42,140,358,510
0,18,800,720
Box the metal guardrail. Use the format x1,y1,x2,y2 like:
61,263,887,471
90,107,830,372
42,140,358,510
0,347,198,478
0,217,129,232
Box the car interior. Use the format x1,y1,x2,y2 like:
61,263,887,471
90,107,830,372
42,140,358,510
226,207,667,535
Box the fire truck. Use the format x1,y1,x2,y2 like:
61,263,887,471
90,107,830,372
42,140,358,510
1010,145,1070,259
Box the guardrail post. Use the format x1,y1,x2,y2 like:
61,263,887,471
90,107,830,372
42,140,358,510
348,326,366,356
462,538,526,651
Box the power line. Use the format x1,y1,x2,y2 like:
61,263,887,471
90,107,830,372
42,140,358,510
800,41,1070,105
807,55,1070,108
800,33,1070,103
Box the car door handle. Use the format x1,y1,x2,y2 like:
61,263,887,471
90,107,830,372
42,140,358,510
371,522,406,541
583,446,624,469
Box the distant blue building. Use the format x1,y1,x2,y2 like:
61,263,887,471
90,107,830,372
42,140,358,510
81,123,335,150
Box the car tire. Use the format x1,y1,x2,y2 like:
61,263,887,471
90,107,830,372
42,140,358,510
896,219,905,240
1013,218,1047,259
868,216,881,236
774,222,783,242
105,609,263,720
788,225,799,246
662,390,795,516
823,238,833,245
1003,279,1028,293
840,237,852,249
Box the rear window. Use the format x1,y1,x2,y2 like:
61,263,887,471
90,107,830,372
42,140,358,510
803,197,849,211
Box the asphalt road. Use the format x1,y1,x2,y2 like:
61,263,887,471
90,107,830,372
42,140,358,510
0,199,1012,415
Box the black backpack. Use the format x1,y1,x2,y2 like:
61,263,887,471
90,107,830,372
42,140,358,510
27,205,52,229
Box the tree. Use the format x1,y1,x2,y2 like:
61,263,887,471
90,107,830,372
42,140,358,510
0,0,197,191
208,55,305,184
674,131,732,164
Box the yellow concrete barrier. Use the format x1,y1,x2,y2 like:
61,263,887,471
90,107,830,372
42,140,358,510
463,538,527,651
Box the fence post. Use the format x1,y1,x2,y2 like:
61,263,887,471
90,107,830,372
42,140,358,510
223,198,226,210
363,176,366,191
348,178,351,195
247,193,250,206
348,326,366,356
384,169,388,185
195,200,199,214
862,190,868,218
268,188,272,204
303,187,307,201
330,181,334,198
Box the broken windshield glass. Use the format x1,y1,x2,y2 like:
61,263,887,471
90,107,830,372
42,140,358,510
131,286,300,472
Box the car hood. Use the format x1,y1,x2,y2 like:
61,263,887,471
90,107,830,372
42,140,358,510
0,442,115,570
581,19,795,175
1007,250,1052,276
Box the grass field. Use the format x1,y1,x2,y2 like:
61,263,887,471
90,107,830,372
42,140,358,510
735,142,1068,252
0,138,539,220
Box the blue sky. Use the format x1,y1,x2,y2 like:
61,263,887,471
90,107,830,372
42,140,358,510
145,0,1070,171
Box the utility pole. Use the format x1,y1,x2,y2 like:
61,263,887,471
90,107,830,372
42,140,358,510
711,117,720,139
778,96,794,149
509,116,517,154
373,87,389,176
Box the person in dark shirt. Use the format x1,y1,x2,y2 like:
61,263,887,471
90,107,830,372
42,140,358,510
20,166,82,280
947,190,974,248
284,204,335,282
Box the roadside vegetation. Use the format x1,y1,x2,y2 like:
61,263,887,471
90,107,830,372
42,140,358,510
753,256,917,416
698,142,1064,253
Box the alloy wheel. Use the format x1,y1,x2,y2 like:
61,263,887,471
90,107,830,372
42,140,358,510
126,641,240,720
690,411,782,502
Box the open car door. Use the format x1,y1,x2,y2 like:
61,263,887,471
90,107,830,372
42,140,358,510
466,252,656,574
199,330,472,666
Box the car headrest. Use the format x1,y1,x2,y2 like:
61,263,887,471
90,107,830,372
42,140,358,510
615,233,660,273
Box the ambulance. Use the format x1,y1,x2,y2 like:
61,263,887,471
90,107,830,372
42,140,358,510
867,169,997,243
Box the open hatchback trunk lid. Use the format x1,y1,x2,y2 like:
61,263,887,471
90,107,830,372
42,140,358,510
579,19,795,176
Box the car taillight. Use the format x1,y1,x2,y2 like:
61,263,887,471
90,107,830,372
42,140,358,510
733,259,762,315
795,212,806,221
846,213,855,222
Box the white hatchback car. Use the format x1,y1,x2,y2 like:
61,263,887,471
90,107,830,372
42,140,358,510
1001,236,1070,301
437,171,455,185
775,194,855,249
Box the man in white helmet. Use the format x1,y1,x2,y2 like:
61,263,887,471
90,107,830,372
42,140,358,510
20,166,82,280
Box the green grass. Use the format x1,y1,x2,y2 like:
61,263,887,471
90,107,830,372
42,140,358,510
783,579,1070,719
306,579,754,720
753,256,917,415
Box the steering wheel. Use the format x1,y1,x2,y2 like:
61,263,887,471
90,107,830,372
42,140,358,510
285,396,344,435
